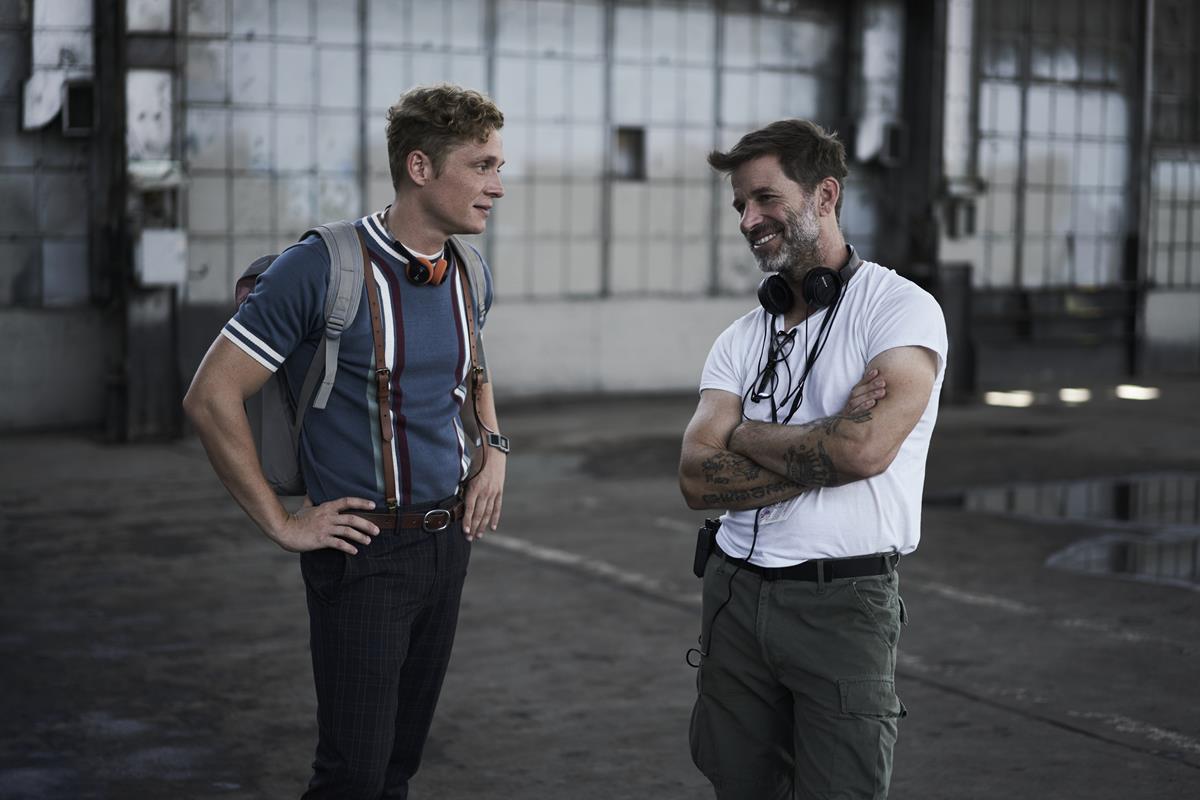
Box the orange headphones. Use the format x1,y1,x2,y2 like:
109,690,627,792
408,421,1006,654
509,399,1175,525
405,255,449,286
382,205,450,286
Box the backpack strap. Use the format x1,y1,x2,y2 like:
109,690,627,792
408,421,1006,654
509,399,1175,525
289,222,365,459
457,258,485,410
310,222,365,409
447,237,489,383
455,254,499,487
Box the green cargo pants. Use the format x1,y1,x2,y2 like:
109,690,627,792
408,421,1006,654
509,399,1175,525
689,551,907,800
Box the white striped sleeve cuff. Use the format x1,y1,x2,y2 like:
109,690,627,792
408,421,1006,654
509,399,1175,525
221,319,284,372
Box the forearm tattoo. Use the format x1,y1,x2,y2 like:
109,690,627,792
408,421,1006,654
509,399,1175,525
695,408,873,506
701,450,762,485
815,410,873,437
737,410,873,489
782,440,838,487
701,480,794,506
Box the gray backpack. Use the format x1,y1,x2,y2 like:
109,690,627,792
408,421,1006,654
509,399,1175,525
235,221,489,496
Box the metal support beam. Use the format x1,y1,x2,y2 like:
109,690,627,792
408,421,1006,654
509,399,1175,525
357,0,369,220
894,0,946,284
1130,0,1157,375
93,0,129,439
90,0,125,308
484,0,498,268
599,0,615,298
708,0,726,296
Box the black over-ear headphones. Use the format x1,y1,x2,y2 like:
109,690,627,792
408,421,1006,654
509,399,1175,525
757,266,843,316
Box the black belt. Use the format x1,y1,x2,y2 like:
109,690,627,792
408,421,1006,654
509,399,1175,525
715,544,898,582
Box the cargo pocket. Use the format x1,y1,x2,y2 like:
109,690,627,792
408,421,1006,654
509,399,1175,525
838,676,905,719
689,691,722,786
833,677,905,793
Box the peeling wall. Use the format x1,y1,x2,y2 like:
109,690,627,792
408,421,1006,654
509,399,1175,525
0,3,111,430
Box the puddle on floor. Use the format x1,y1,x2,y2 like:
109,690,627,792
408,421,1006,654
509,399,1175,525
926,472,1200,589
1045,532,1199,590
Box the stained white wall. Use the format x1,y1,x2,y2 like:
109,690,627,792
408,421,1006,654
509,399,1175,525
176,0,855,398
178,0,855,308
483,296,755,397
0,2,109,430
1143,290,1200,372
0,309,117,431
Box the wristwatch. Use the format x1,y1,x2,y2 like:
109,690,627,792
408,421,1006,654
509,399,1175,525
485,432,511,454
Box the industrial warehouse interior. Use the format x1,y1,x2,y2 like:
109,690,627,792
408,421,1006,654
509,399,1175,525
1,1,1197,798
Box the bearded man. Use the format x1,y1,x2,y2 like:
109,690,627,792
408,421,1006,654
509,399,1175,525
678,119,948,800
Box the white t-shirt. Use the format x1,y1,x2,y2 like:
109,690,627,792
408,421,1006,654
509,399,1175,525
700,260,948,567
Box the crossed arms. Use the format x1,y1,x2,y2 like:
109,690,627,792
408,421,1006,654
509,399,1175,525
678,346,939,511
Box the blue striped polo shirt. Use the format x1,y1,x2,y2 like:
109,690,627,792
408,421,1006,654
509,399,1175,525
221,210,493,507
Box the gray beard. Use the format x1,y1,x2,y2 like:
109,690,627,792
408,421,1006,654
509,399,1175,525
753,204,822,282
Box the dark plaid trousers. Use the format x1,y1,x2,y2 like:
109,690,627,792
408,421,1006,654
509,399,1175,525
298,518,471,800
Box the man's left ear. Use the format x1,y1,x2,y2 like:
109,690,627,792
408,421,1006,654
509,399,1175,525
407,149,434,186
818,177,840,217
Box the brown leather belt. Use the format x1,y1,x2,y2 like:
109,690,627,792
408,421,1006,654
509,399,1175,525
353,500,465,533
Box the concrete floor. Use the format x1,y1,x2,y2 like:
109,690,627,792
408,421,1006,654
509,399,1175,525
2,376,1199,799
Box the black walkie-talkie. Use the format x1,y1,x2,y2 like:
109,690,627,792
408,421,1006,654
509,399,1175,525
693,518,721,578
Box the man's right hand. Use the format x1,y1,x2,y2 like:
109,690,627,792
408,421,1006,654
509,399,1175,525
271,497,381,555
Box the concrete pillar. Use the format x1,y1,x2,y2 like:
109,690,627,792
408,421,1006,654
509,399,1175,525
937,261,975,403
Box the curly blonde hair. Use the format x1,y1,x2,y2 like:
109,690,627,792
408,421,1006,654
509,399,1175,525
386,84,504,188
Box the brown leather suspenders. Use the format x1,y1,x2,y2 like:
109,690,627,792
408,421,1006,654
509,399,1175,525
357,229,488,512
359,231,400,511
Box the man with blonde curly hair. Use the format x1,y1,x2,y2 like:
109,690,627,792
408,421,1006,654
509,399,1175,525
184,83,507,798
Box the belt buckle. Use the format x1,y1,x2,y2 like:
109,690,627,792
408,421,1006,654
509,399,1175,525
422,508,451,532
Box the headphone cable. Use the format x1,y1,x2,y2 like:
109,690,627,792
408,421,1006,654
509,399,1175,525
694,271,849,667
687,507,762,668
